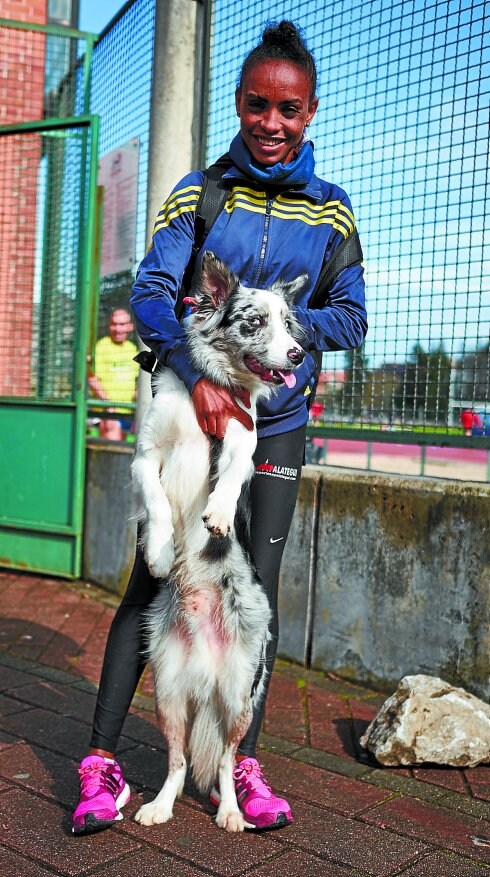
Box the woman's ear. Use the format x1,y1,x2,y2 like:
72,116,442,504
306,96,319,127
235,88,241,117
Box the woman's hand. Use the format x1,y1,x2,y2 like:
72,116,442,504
191,378,253,439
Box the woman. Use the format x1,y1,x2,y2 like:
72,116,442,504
73,20,367,835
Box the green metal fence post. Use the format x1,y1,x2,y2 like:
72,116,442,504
72,114,100,575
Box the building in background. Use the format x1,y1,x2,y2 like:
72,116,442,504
0,0,79,395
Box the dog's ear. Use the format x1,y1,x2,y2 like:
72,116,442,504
199,252,240,310
270,273,309,307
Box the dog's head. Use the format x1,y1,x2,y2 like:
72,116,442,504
185,252,306,393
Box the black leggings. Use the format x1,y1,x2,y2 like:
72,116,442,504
90,424,306,758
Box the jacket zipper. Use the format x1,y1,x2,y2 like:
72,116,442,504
252,195,273,286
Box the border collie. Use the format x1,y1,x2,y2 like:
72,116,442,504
131,252,305,832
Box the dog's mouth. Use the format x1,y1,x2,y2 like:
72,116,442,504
244,356,297,388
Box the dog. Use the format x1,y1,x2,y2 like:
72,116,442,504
131,251,306,832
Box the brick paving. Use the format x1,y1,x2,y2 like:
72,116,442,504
0,569,489,876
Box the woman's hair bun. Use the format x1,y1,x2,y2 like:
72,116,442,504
238,18,317,98
262,20,302,49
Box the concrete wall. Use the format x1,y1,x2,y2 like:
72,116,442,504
83,442,137,596
280,467,490,700
83,445,490,698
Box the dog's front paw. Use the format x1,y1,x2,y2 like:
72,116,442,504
202,506,233,537
134,800,173,826
215,805,251,832
146,532,175,578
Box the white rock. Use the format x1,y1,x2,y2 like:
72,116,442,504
360,674,490,767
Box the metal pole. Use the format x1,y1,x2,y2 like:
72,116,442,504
193,0,212,167
135,0,201,428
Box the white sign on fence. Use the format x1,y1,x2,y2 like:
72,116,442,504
98,138,139,278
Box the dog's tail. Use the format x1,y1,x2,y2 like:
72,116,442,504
188,700,224,793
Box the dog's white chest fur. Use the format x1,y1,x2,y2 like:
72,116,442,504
133,368,257,576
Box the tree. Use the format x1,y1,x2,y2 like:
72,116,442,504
455,343,490,404
403,343,452,425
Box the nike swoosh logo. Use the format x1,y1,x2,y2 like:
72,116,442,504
270,536,284,544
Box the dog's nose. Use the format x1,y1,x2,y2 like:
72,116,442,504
287,347,305,364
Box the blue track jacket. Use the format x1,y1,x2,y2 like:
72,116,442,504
130,159,367,437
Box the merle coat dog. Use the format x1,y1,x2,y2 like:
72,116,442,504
131,252,305,832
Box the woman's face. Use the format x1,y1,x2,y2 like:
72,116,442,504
235,59,318,166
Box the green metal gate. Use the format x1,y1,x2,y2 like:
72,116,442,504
0,115,100,578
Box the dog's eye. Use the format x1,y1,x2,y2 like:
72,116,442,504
284,317,292,330
249,315,264,328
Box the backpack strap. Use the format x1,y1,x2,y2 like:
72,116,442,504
177,153,232,317
135,155,232,373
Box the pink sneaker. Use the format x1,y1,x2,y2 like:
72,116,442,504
72,755,130,835
210,756,293,830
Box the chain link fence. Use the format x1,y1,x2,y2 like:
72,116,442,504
0,2,155,435
89,0,155,322
2,1,488,474
86,0,155,434
207,0,490,453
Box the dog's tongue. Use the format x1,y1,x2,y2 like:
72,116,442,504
277,370,296,388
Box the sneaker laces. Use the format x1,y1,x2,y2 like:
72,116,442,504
234,760,272,795
79,763,119,798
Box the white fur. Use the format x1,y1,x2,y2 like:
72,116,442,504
132,253,305,832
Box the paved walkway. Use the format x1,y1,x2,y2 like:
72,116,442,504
0,569,489,876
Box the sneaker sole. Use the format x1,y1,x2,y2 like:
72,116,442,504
72,783,131,836
251,812,293,832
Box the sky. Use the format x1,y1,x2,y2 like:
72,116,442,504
78,0,125,34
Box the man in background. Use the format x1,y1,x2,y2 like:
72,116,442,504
88,308,139,440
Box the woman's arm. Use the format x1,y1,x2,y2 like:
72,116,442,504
294,192,368,353
130,172,204,394
294,257,368,353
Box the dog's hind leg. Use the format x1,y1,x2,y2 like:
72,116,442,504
215,704,254,832
132,448,175,578
134,704,186,826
